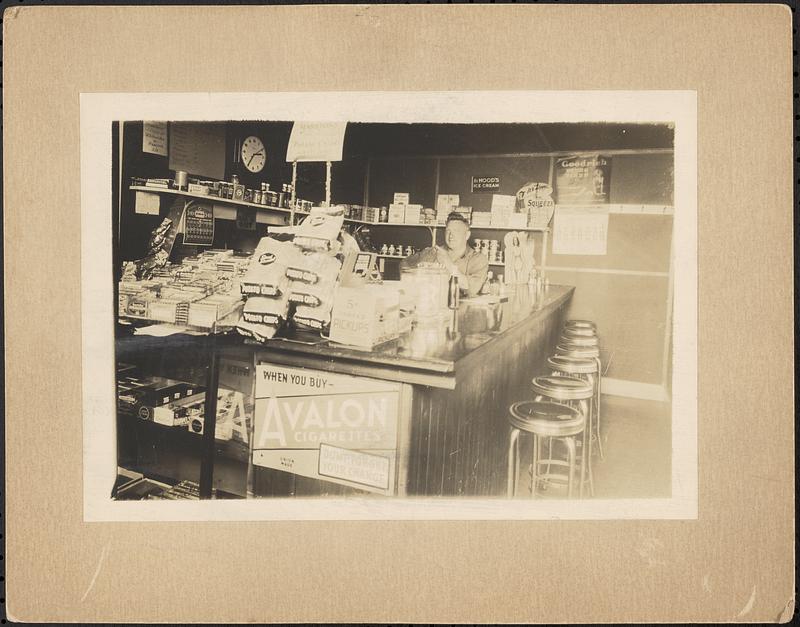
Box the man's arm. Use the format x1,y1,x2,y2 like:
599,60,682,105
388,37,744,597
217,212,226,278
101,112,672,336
399,246,436,270
463,254,489,297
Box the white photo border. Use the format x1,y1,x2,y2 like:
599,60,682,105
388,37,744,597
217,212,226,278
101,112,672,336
81,91,697,521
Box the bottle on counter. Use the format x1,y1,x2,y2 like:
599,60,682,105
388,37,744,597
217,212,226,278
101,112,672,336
448,275,460,309
481,271,494,295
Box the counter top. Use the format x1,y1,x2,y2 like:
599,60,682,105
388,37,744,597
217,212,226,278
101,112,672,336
117,285,573,390
250,285,574,388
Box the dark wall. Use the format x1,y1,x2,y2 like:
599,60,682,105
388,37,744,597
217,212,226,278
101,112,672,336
118,121,368,263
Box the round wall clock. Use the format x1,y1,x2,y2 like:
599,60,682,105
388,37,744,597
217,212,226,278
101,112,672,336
240,135,266,173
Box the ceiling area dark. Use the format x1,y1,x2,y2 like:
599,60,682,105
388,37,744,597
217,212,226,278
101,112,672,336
345,122,674,157
226,120,674,161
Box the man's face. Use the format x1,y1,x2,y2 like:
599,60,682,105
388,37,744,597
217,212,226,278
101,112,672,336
445,220,470,254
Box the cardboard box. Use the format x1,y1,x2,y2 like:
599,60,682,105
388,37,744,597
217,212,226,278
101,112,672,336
388,203,406,224
393,192,410,205
404,204,421,224
329,284,400,347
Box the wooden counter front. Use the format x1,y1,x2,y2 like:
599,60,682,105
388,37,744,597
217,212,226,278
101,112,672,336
249,285,573,497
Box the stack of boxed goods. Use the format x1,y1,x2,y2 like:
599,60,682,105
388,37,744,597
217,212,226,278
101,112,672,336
420,207,437,225
436,194,460,224
118,249,249,329
287,251,342,332
116,363,205,425
453,206,473,224
490,193,518,227
145,480,212,500
470,211,492,227
237,207,345,342
404,203,422,224
237,237,296,341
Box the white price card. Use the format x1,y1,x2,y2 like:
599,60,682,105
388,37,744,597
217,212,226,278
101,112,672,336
552,206,609,255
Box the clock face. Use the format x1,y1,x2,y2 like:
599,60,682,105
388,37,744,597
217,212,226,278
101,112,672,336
241,135,266,173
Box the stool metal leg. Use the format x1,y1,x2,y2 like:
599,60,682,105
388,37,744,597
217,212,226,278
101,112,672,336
564,437,577,498
507,428,520,498
578,398,594,497
595,356,604,459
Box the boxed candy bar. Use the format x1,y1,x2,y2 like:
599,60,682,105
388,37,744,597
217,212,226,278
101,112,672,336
293,208,345,251
240,237,299,298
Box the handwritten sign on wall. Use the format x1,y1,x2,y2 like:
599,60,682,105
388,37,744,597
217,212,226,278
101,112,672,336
142,121,168,156
286,121,347,162
552,206,609,255
168,122,226,180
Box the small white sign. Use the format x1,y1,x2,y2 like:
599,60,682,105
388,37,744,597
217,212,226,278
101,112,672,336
552,206,609,255
134,191,161,215
318,443,390,491
286,121,347,162
142,121,168,156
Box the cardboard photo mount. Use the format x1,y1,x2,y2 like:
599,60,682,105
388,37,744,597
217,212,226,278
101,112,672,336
2,5,794,624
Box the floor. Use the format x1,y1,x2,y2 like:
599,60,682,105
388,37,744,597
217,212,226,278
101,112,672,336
514,395,672,499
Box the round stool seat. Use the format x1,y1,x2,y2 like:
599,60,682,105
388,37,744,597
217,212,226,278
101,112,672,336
532,375,593,401
566,319,596,330
509,401,584,438
548,355,598,375
556,343,600,359
559,334,599,347
562,326,597,338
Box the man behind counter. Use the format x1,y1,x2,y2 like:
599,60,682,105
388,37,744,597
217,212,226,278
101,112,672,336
399,212,489,297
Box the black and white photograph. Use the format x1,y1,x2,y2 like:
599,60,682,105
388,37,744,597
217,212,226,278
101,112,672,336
81,91,697,520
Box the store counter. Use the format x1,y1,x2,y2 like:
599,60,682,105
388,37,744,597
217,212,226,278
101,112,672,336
242,284,574,498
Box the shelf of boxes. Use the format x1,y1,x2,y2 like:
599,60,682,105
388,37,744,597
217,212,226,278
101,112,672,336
130,187,552,232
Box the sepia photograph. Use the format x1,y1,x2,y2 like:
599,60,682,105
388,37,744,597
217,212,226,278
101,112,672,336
81,91,697,519
5,5,792,623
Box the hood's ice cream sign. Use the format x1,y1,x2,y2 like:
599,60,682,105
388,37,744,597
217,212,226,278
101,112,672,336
252,364,400,494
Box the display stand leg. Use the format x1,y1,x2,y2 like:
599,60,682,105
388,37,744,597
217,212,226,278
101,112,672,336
290,161,298,224
199,334,220,499
325,160,332,206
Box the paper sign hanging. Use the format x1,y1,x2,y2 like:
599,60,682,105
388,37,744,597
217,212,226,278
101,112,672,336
555,154,612,204
134,191,161,215
142,121,168,156
552,206,609,255
286,121,347,162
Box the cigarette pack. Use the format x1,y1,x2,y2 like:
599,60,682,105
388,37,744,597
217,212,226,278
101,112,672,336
152,392,207,427
187,183,209,195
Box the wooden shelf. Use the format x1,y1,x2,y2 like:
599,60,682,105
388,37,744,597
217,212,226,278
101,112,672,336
130,185,291,214
130,187,553,230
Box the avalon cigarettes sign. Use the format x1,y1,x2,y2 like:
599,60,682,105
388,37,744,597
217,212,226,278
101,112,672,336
253,364,400,494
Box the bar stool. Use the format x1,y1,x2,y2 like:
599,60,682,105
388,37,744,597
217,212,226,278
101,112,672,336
562,326,596,338
507,400,585,498
555,343,603,459
548,355,601,465
530,375,594,497
560,334,599,348
565,319,596,331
